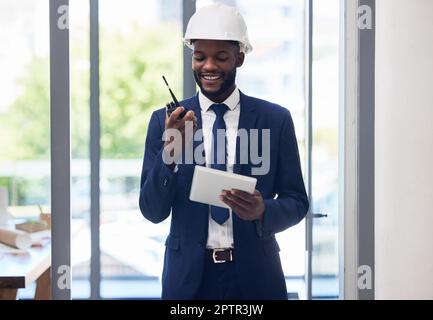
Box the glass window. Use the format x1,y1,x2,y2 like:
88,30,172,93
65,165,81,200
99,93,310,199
311,0,340,299
99,0,183,298
70,0,91,299
0,0,50,299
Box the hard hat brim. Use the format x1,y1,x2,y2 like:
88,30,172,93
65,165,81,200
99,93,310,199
183,37,252,54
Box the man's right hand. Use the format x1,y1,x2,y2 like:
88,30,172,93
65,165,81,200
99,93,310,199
163,106,197,169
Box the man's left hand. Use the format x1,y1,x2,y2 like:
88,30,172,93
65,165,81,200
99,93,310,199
220,189,265,221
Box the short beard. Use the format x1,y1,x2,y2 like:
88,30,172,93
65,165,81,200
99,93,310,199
193,68,237,99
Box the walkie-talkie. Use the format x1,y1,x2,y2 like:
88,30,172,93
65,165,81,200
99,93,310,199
163,76,187,119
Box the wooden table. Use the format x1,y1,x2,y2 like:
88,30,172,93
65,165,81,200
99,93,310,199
0,243,51,300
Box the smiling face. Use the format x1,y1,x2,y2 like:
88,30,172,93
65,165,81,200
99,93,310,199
192,39,245,103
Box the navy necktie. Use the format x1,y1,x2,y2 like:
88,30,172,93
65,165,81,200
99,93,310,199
209,103,230,225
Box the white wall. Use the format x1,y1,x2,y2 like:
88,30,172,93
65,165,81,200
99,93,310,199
376,0,433,299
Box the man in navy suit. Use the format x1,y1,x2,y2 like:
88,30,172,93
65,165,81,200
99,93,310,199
139,3,308,300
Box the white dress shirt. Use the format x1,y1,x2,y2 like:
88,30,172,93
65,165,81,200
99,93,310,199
199,87,241,249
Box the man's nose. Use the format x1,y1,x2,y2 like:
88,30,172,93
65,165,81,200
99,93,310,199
202,58,218,72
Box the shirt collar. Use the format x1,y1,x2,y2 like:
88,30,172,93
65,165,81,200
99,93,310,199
199,86,240,112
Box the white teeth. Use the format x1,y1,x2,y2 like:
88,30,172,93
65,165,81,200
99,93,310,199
202,75,220,81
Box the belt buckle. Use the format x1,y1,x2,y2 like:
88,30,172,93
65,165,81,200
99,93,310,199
212,248,230,264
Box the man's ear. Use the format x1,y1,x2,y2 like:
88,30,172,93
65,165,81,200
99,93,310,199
236,52,245,67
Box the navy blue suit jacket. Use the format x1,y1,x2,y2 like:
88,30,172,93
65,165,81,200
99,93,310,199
139,92,309,299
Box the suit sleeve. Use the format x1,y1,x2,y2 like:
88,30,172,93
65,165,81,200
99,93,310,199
260,110,309,237
139,110,177,223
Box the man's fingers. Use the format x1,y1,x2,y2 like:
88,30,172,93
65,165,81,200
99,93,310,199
230,189,255,203
222,190,251,211
183,111,197,129
220,196,248,217
166,106,185,128
253,190,262,197
184,110,195,120
172,106,185,118
168,109,196,131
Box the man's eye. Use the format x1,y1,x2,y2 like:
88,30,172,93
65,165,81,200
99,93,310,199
217,57,228,62
194,56,205,61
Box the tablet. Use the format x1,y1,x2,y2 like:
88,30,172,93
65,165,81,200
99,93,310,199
189,166,257,209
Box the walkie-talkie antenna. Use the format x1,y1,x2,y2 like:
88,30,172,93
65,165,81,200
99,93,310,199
162,75,180,107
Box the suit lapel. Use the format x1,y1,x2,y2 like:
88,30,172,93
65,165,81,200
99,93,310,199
188,93,206,167
234,91,257,174
233,92,257,249
188,92,202,131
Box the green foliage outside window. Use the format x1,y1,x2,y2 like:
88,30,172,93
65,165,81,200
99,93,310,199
0,24,182,161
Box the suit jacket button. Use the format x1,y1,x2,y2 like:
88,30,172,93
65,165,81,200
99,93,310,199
163,177,168,186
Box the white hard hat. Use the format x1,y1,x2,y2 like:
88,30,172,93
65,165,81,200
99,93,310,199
183,3,253,54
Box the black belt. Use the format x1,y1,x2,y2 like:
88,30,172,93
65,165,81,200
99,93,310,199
207,248,234,263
